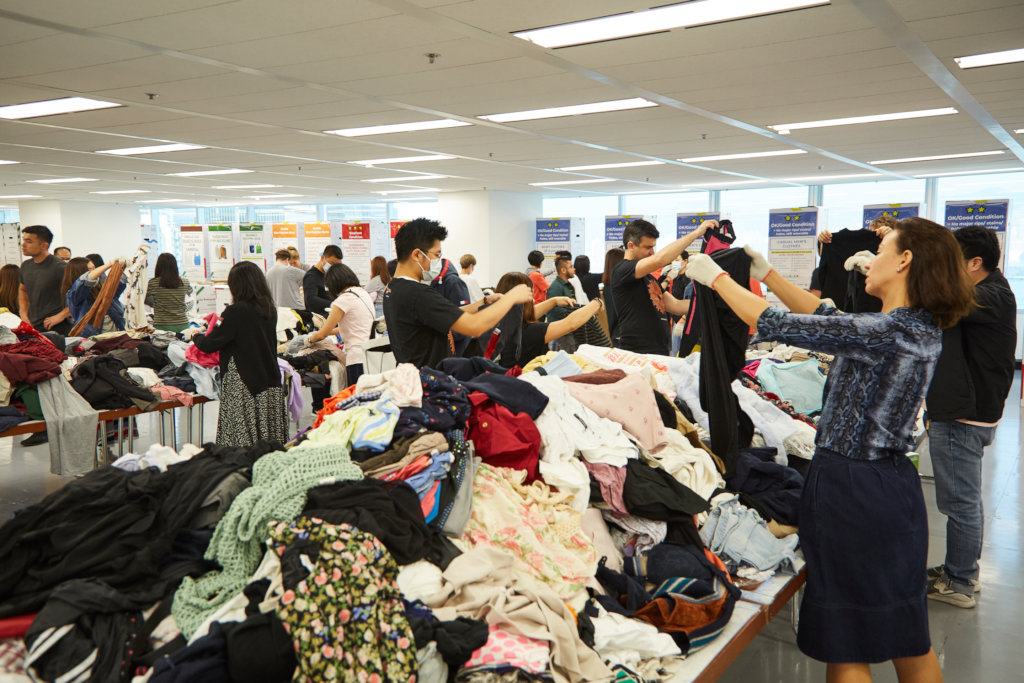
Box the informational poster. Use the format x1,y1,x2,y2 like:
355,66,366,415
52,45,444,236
303,222,332,265
2,223,23,266
179,225,205,281
604,215,653,253
239,223,266,271
388,220,405,260
536,218,572,257
207,224,234,281
945,199,1010,270
342,222,372,284
862,203,919,229
768,207,819,289
677,212,721,253
369,220,391,260
272,223,299,258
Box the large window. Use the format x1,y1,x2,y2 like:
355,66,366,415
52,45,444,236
392,201,439,221
719,186,809,256
541,195,619,265
0,208,19,223
821,179,926,232
323,203,387,222
250,204,318,223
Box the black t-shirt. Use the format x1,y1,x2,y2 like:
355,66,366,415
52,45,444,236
20,255,66,328
610,259,669,355
517,322,549,368
819,229,881,311
383,278,464,368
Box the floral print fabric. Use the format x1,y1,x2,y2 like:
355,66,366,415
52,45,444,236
269,517,418,682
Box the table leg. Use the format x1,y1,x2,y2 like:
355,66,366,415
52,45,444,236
198,402,205,443
127,416,135,453
186,405,193,445
159,411,166,445
117,416,125,459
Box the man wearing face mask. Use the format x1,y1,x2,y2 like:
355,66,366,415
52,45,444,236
384,218,533,368
303,244,343,315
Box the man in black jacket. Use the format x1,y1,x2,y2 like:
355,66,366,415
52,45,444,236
926,226,1017,608
302,245,342,315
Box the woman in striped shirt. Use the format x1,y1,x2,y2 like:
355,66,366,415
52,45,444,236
146,253,192,332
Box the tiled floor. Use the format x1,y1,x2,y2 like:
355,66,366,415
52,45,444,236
2,378,1021,681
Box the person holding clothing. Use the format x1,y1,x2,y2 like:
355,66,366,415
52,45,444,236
610,219,711,354
546,254,579,352
296,263,375,387
383,218,532,369
686,217,974,682
64,257,128,336
147,253,192,333
19,225,72,334
302,245,343,316
574,255,602,303
0,264,20,315
365,255,391,318
925,226,1017,608
191,261,288,448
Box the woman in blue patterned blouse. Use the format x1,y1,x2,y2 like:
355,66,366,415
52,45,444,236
688,218,974,683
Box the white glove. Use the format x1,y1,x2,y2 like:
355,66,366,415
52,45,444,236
287,334,310,354
664,261,681,280
743,245,773,281
686,254,729,289
844,250,874,275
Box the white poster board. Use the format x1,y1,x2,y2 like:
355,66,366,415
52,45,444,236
239,223,267,272
272,223,299,259
302,222,332,266
207,224,234,281
768,207,819,289
179,225,205,281
342,222,373,284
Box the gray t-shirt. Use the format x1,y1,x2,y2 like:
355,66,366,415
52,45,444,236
20,254,66,327
265,263,305,310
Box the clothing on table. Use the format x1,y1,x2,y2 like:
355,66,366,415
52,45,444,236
466,624,550,674
394,367,471,438
0,337,66,365
383,278,463,368
700,494,800,573
185,314,220,367
460,272,485,303
269,518,418,681
818,229,882,313
728,447,803,525
365,274,388,318
0,352,60,385
754,358,826,415
541,349,583,377
584,462,629,517
499,320,546,369
123,244,152,329
216,357,289,448
610,258,669,355
146,277,192,329
276,358,303,422
191,301,280,396
330,286,375,366
300,265,330,314
563,370,665,451
436,356,507,381
622,459,708,548
150,384,194,406
0,405,28,432
37,375,99,476
353,362,423,407
462,372,549,419
19,255,66,330
633,574,740,655
70,355,159,411
466,391,541,481
264,263,305,310
300,396,399,452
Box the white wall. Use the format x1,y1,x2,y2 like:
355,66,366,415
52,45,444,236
438,190,542,287
18,199,140,261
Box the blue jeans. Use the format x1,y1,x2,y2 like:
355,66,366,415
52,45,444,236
927,420,996,588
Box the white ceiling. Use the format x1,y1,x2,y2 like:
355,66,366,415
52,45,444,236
0,0,1021,208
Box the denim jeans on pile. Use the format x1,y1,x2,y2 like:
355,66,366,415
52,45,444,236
699,494,799,573
927,420,996,589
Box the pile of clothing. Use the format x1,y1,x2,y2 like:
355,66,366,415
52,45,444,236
0,342,814,682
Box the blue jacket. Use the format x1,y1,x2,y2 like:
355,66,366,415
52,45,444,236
66,272,127,336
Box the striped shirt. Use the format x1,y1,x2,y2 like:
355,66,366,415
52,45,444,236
146,277,192,326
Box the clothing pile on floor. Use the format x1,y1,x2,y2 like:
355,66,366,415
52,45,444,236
0,335,822,682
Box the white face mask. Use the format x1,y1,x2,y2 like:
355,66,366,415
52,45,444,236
418,252,442,282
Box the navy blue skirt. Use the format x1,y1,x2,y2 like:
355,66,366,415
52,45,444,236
797,447,931,663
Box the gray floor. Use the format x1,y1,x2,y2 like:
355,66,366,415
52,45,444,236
2,379,1021,681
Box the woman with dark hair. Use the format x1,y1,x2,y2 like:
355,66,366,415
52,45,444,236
303,263,375,386
365,255,391,318
574,255,601,303
601,248,625,343
192,261,287,447
686,218,975,682
65,256,128,336
147,253,192,333
0,264,21,315
84,253,104,268
493,271,602,368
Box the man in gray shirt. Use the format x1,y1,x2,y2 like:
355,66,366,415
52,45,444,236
265,248,306,310
20,225,71,335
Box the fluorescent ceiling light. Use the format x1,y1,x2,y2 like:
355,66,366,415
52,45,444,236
782,173,881,182
1013,129,1024,134
481,98,656,123
557,160,664,171
914,167,1024,178
529,179,616,186
168,169,253,177
680,149,807,163
688,180,768,188
0,96,122,120
90,190,151,195
138,199,189,203
362,174,448,183
213,184,279,189
954,47,1024,69
0,160,19,165
618,189,691,195
769,107,957,133
386,197,434,201
0,194,41,199
373,188,440,195
350,155,455,166
869,150,1005,165
246,194,303,200
513,0,829,48
97,143,207,155
27,177,98,183
325,119,470,137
